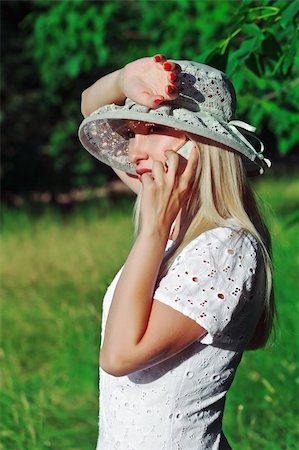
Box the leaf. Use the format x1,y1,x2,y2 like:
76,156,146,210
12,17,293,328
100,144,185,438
280,0,299,29
282,32,298,75
246,53,264,77
65,56,81,78
227,36,262,76
242,23,264,39
273,54,285,75
246,5,280,22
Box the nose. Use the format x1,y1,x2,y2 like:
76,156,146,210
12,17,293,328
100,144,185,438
128,134,149,166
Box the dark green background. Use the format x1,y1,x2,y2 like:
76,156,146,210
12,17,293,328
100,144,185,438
1,0,299,203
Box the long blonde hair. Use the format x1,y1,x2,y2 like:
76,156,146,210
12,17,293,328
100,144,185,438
134,138,276,349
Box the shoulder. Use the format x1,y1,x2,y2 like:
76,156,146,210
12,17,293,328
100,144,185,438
168,224,261,285
180,224,259,263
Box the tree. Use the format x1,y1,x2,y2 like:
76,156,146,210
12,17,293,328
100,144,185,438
1,0,298,201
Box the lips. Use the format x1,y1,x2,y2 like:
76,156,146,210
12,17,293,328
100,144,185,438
136,168,152,176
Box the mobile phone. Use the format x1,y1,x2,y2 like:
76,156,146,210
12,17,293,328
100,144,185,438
176,140,194,160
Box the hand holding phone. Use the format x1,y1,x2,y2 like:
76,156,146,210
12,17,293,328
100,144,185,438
164,140,195,175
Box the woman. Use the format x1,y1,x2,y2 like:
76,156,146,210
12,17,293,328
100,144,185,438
79,55,275,450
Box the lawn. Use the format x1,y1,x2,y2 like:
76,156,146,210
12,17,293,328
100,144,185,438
1,175,298,450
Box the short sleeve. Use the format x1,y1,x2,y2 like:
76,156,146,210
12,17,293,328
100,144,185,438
154,227,259,345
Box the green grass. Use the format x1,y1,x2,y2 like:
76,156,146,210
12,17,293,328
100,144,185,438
1,177,298,450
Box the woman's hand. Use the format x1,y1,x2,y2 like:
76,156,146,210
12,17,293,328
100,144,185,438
119,55,181,109
81,54,180,117
138,144,199,238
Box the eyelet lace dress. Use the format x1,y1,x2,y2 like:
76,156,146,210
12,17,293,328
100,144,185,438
96,224,265,450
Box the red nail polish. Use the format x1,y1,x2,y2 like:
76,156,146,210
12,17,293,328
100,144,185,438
167,85,174,94
154,55,161,62
154,98,163,104
169,73,177,82
163,62,171,70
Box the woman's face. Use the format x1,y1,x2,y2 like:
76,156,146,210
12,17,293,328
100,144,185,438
126,121,186,176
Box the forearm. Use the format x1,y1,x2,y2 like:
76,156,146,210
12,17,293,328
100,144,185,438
81,68,126,118
101,229,168,364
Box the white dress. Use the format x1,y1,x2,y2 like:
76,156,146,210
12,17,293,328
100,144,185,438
96,224,265,450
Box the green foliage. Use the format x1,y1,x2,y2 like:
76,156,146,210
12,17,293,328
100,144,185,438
2,0,298,199
1,175,298,448
201,0,299,156
23,1,119,91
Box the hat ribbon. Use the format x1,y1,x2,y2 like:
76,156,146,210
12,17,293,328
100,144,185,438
228,120,271,171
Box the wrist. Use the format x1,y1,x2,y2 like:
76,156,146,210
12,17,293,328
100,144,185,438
115,68,126,104
138,226,170,243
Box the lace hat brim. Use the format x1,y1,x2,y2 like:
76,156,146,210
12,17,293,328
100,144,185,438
79,100,270,176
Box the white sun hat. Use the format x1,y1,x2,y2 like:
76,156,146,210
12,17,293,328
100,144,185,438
78,60,271,176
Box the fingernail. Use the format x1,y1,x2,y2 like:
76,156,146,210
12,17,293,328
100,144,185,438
163,62,171,70
167,85,175,94
154,55,162,62
154,98,163,104
169,73,177,82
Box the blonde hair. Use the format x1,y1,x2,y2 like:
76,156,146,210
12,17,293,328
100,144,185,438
133,139,276,349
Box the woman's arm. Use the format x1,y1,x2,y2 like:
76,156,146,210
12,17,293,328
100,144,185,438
100,229,206,377
81,72,141,193
100,147,206,377
81,69,125,118
81,56,181,118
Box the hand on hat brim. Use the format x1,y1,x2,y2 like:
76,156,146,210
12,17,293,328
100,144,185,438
121,56,181,110
152,55,181,107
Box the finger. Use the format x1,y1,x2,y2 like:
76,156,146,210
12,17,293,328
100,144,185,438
151,160,166,183
163,61,177,71
146,94,165,108
164,150,180,178
138,91,165,109
169,72,178,83
168,73,181,94
153,54,167,64
165,85,179,100
139,171,154,187
179,144,199,184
